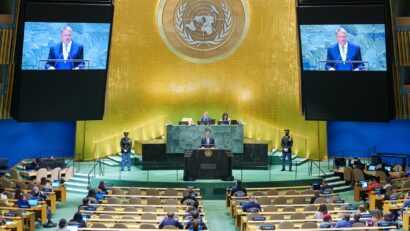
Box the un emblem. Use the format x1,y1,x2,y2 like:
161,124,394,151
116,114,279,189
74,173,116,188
204,149,213,157
158,0,250,63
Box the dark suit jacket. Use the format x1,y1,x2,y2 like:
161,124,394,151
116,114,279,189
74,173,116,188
325,42,364,71
159,217,183,229
242,201,261,212
200,138,215,148
45,41,85,70
200,116,212,122
230,186,247,196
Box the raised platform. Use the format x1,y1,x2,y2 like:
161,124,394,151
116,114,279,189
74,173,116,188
76,161,325,199
136,139,269,170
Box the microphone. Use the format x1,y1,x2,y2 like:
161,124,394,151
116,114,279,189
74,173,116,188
345,53,352,70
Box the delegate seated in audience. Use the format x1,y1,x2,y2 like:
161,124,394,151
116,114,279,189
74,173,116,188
350,213,364,226
230,179,247,196
352,158,364,170
189,220,201,231
401,192,410,212
185,211,207,230
313,203,328,219
242,196,261,212
56,218,70,231
30,186,47,200
358,204,369,214
377,163,390,177
378,212,398,228
383,177,393,190
320,179,333,193
40,177,52,190
184,206,197,219
309,190,321,204
78,198,89,210
0,186,7,201
47,156,57,169
13,192,30,207
29,158,41,170
366,209,382,226
181,189,198,204
368,177,381,191
0,216,5,226
319,214,334,228
361,176,381,201
70,212,86,228
334,214,352,228
29,186,55,227
159,211,183,229
384,186,397,199
86,189,98,201
98,181,108,193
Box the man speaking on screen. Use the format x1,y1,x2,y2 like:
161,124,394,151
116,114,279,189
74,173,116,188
45,26,85,70
325,28,364,71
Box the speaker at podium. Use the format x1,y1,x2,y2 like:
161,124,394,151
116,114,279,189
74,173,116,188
183,148,233,181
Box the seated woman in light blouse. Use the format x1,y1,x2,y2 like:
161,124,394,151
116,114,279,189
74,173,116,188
219,112,230,124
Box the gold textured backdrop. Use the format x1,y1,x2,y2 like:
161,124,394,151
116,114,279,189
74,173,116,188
75,0,328,160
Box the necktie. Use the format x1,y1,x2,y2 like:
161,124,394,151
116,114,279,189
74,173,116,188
341,46,346,62
64,44,68,61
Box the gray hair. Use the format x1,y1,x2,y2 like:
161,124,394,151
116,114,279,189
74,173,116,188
61,26,73,33
335,28,347,36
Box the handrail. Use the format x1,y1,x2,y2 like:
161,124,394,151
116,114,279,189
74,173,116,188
308,159,328,177
87,159,103,190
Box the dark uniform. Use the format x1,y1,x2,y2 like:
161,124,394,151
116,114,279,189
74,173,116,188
120,135,132,171
281,131,293,171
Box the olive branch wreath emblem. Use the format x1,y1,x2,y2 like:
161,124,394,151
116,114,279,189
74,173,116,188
176,2,233,47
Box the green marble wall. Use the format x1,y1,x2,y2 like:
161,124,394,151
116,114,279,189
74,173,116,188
166,125,244,153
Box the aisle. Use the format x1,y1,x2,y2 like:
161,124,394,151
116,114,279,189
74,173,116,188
202,200,237,231
36,192,85,231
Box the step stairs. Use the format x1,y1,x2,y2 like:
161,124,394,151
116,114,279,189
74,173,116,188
312,172,352,193
66,173,89,194
270,152,308,166
101,152,141,166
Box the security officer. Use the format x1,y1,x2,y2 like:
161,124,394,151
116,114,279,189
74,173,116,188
120,132,132,171
281,129,293,172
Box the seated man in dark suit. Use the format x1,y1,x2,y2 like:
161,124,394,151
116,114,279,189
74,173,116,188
200,130,215,148
45,26,85,70
310,190,321,204
185,211,207,230
28,158,41,171
325,28,364,71
159,212,183,229
242,196,261,212
230,179,247,196
200,111,212,122
180,189,198,204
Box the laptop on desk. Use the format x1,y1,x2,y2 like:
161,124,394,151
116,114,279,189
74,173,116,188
52,182,60,188
28,199,38,206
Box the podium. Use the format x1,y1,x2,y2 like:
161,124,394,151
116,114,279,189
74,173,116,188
183,148,233,181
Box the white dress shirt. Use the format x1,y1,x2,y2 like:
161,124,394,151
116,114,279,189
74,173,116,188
62,41,72,61
338,42,348,62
